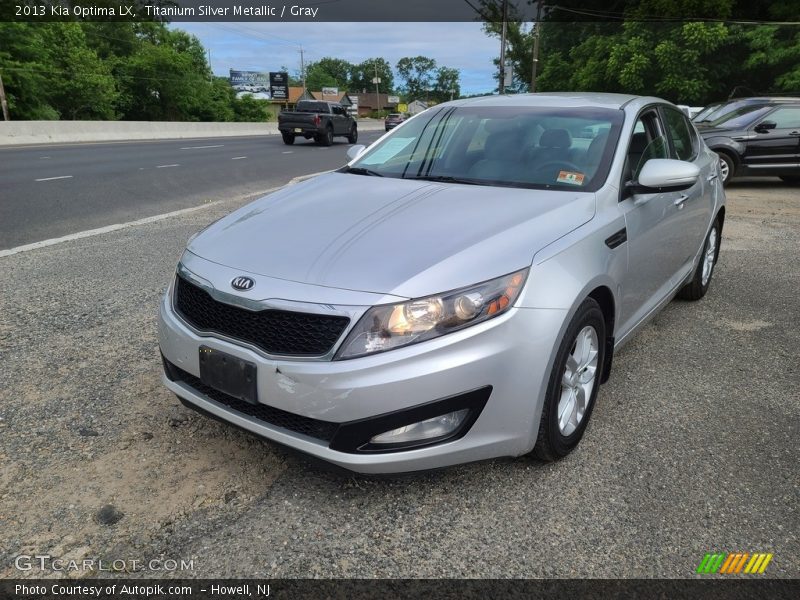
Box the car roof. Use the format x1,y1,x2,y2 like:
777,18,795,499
708,96,800,105
443,92,668,112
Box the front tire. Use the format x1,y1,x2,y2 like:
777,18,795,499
717,151,735,186
677,219,720,301
534,298,606,461
281,133,295,145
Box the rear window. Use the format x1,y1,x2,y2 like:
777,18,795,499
296,101,330,113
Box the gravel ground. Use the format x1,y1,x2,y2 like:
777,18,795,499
0,178,797,579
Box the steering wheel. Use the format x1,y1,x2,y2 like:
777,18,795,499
531,160,583,180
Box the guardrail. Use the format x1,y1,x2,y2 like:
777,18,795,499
0,120,385,146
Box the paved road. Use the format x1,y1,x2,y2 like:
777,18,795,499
0,179,797,579
0,131,384,250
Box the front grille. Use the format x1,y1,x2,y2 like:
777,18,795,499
164,358,339,443
174,275,350,356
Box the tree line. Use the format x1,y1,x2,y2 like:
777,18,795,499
0,20,462,121
481,0,800,104
302,56,461,103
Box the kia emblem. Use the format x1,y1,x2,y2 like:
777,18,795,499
231,276,255,291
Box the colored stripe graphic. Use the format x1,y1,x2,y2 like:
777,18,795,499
697,552,773,574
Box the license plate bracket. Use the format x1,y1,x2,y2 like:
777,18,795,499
199,346,258,405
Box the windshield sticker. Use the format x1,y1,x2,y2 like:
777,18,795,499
360,137,415,164
557,171,585,186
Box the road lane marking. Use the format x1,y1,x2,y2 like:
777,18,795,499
35,175,73,182
156,164,180,168
180,144,225,150
231,156,247,160
282,151,293,154
40,156,51,159
0,171,329,258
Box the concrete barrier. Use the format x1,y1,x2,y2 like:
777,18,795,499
0,120,385,146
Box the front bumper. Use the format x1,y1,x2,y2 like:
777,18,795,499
158,288,566,473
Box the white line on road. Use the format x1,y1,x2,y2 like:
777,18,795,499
231,156,247,160
180,144,225,150
156,164,180,168
40,156,51,159
282,151,293,154
35,175,73,182
0,171,329,259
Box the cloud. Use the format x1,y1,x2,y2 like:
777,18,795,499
174,22,500,95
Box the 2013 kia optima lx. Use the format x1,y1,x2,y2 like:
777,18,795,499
159,93,725,473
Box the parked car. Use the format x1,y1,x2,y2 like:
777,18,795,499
385,113,406,131
695,99,800,185
692,96,800,125
159,93,725,473
278,100,358,146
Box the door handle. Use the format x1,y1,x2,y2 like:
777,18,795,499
707,173,718,182
790,131,800,136
674,194,689,208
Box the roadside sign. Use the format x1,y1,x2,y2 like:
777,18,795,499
388,95,400,104
269,71,289,100
322,87,338,96
397,103,408,113
230,70,268,91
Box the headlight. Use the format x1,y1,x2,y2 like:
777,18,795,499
335,268,529,359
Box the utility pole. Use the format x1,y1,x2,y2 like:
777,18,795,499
207,49,212,82
0,73,9,121
499,0,508,94
374,61,380,115
300,46,306,94
530,1,542,92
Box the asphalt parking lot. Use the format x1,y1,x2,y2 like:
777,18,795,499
0,177,797,579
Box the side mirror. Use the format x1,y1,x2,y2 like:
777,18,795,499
754,120,777,133
346,144,366,161
634,158,700,192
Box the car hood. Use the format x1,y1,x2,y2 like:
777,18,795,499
188,172,596,299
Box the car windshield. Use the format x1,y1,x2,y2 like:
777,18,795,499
348,105,624,191
707,105,772,128
692,103,723,123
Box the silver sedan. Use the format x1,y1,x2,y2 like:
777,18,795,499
158,92,725,473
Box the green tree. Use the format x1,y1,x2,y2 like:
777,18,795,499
41,23,119,119
396,56,437,99
0,23,57,119
233,94,268,121
305,57,352,90
350,58,394,94
432,67,461,102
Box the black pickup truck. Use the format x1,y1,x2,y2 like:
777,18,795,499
278,100,358,146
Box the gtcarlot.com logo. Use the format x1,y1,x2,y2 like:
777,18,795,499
696,552,773,574
14,554,195,573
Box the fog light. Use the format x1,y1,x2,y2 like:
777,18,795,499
369,409,469,445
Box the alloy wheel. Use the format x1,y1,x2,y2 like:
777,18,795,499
557,325,599,436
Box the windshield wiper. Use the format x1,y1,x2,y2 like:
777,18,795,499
344,166,384,177
403,175,482,185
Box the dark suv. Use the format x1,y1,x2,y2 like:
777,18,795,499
695,98,800,185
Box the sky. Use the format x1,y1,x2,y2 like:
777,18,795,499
174,22,503,95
